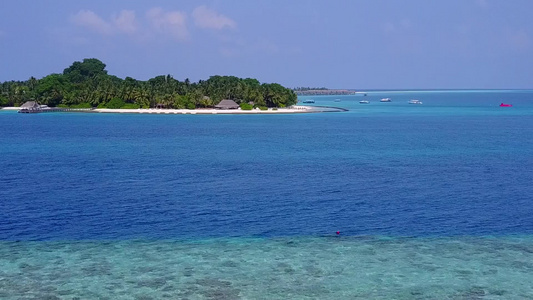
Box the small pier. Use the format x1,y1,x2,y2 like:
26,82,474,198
18,107,95,114
17,101,95,114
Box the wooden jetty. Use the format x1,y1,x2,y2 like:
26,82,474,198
18,107,94,113
17,101,94,113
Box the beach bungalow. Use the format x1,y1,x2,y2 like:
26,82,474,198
20,101,42,112
215,99,239,109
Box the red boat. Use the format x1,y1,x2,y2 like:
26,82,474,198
499,103,512,107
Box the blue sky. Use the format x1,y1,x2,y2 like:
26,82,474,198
1,0,532,89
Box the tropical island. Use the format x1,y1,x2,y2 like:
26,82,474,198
0,58,300,112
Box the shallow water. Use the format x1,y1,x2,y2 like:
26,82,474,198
1,90,533,298
1,236,532,299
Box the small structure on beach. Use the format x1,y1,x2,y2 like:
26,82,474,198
19,101,42,113
21,101,41,111
215,99,239,109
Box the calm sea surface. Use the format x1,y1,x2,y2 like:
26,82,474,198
1,90,532,298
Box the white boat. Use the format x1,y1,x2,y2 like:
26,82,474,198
380,98,392,102
359,100,369,104
408,99,423,104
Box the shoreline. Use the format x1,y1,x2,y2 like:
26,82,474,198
1,105,347,114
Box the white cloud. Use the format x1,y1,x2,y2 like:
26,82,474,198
113,10,137,34
192,6,236,30
69,7,235,42
70,10,113,35
147,7,189,40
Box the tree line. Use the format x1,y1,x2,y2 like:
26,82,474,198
0,58,298,109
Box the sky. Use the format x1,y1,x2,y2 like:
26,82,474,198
1,0,532,89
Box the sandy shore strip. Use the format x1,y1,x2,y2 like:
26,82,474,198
94,106,313,114
2,106,347,114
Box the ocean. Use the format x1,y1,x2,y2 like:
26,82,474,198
1,90,532,299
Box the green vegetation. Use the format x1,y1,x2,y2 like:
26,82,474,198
239,103,253,110
70,103,93,109
105,97,126,109
0,58,297,109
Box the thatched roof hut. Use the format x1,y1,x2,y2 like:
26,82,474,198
20,101,41,111
215,99,239,109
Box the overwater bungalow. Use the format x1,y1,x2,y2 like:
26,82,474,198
19,101,42,113
21,101,41,110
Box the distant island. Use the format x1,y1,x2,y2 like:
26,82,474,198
293,87,356,96
0,58,297,110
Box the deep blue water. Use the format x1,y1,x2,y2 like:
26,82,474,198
2,90,533,299
1,90,532,241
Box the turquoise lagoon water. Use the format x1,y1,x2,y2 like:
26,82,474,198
1,237,532,299
1,90,533,298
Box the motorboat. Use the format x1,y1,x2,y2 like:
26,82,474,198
380,98,392,102
499,103,512,107
359,100,370,104
408,99,423,104
302,99,315,103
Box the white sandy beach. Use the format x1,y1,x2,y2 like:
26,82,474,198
92,106,314,114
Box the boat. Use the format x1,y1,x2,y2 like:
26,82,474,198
408,99,423,104
359,100,370,104
334,99,341,102
499,103,512,107
380,98,392,102
302,99,315,103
